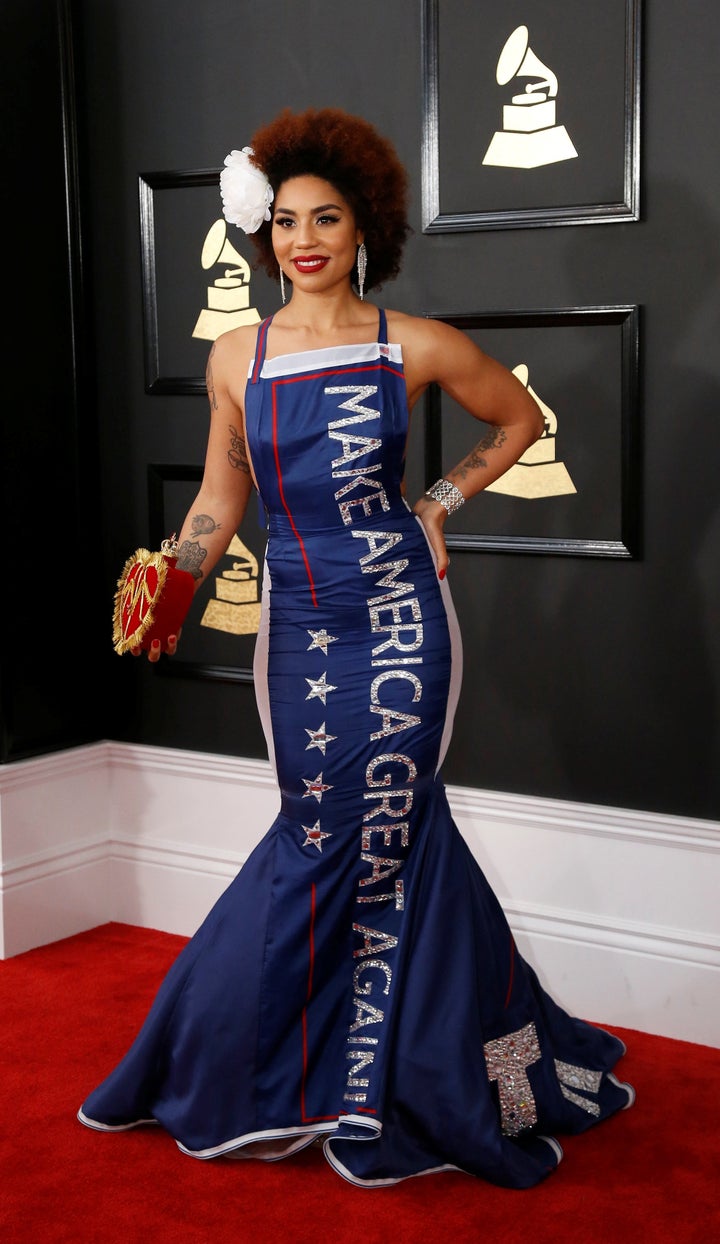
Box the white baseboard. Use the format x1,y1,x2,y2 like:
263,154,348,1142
1,741,718,1047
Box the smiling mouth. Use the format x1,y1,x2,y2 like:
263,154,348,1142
292,256,330,272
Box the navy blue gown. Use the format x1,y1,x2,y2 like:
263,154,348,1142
79,310,633,1188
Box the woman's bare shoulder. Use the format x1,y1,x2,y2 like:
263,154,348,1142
204,322,265,413
211,322,261,366
385,307,425,339
385,308,465,351
385,308,479,390
207,322,263,395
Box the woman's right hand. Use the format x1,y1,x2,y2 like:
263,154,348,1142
412,496,449,580
132,630,182,662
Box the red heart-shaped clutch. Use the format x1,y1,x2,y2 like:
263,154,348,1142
113,537,194,655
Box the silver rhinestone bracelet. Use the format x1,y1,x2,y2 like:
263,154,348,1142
424,478,465,515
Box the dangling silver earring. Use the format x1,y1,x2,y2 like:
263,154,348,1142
356,242,367,301
279,267,287,304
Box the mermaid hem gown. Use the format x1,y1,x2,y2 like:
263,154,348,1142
79,311,634,1189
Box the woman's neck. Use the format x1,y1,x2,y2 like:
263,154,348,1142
271,288,378,343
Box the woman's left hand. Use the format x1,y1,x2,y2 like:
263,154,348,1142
413,496,449,580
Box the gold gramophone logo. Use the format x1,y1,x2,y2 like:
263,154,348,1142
192,219,260,341
201,534,262,635
485,365,576,499
483,25,578,169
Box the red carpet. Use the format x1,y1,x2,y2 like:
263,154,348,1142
1,922,718,1244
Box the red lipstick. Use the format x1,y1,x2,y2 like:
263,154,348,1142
292,256,330,273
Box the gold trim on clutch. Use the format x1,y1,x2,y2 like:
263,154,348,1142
112,548,170,655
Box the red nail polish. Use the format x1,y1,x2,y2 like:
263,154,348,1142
438,568,446,580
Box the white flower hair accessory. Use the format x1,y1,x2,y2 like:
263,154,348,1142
219,147,274,234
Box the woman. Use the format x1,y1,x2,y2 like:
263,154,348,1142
80,108,633,1189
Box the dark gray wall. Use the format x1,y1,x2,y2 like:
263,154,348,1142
1,0,106,761
6,1,718,822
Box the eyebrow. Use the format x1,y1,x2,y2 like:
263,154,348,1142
273,202,345,216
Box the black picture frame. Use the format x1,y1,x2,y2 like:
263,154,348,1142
421,0,642,232
148,464,268,682
423,306,640,558
138,169,277,395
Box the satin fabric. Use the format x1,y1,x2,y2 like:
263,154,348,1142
79,310,633,1188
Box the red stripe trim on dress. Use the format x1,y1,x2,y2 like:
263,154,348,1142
301,882,340,1124
271,361,401,385
268,361,402,609
299,884,345,1124
271,382,319,608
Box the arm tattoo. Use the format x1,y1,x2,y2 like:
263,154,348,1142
191,514,221,537
228,424,251,473
206,344,218,411
176,538,207,581
176,513,222,580
452,425,507,481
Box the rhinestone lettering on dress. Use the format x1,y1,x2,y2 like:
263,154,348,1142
325,385,380,424
484,1022,542,1135
361,822,409,850
353,959,393,995
555,1059,602,1116
326,388,389,525
346,1048,376,1078
366,754,418,785
352,924,400,959
322,382,430,1111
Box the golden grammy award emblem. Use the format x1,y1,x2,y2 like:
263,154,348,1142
200,534,262,635
482,25,578,169
192,219,260,341
485,365,576,499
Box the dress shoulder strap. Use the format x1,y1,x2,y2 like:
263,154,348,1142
377,307,388,345
249,315,274,385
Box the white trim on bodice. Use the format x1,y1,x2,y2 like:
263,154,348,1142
248,341,404,379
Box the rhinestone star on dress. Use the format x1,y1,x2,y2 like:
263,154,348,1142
302,772,333,802
307,629,338,655
301,821,332,852
305,672,337,704
305,723,337,755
